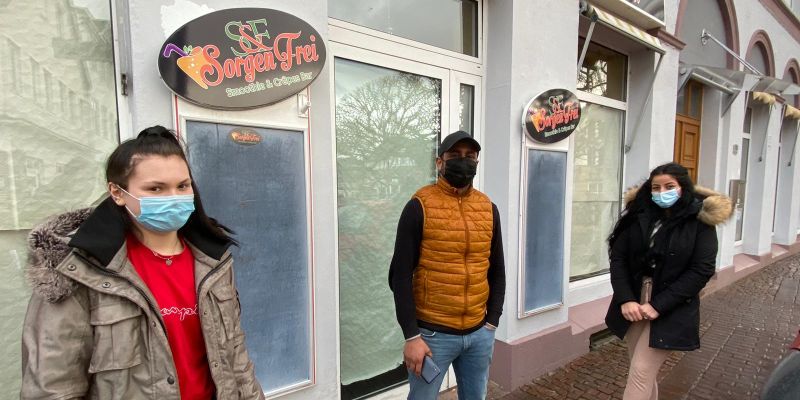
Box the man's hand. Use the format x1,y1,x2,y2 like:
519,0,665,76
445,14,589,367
621,301,644,322
640,303,660,320
403,337,432,376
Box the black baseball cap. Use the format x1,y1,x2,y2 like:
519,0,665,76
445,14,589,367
438,131,481,157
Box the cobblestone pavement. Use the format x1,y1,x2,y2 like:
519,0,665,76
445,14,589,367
442,254,800,400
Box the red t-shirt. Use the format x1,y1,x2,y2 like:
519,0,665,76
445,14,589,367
126,235,215,399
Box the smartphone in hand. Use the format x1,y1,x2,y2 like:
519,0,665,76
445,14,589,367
421,356,442,384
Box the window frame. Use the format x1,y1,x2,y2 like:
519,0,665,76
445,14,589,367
567,58,629,281
567,92,627,282
175,100,317,398
328,0,483,65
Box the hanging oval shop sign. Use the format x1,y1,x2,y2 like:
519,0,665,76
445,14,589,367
522,89,582,144
158,8,326,110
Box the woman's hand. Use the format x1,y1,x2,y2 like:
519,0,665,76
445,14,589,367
640,303,660,320
621,301,644,321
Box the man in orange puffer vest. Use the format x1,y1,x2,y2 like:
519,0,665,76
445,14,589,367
389,131,506,399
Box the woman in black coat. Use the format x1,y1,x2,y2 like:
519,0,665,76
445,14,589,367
605,163,732,400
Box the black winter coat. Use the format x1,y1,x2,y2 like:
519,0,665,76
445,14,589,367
605,186,733,351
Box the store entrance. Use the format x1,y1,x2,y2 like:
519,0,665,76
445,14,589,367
674,80,704,182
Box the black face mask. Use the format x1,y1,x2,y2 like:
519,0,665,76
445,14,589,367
441,157,478,188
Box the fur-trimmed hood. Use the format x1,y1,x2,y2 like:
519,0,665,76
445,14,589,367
26,198,234,303
26,208,93,303
623,185,734,226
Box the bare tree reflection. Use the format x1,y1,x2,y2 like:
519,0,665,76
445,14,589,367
336,74,441,202
578,60,608,96
335,71,441,383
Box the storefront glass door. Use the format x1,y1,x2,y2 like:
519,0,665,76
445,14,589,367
334,55,447,397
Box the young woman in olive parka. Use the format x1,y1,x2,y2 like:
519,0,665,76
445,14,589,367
21,127,264,399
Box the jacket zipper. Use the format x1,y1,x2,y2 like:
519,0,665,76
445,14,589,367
459,196,471,325
75,252,168,335
196,254,233,301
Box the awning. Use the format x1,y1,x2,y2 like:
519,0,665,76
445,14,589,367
577,2,665,152
581,4,665,55
679,63,800,114
692,65,800,97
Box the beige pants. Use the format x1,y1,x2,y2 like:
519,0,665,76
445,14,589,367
623,277,671,400
623,321,671,400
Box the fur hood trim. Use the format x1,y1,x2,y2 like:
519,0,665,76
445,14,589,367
622,185,734,226
26,208,93,302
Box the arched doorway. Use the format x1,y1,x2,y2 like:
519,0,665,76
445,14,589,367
673,0,738,183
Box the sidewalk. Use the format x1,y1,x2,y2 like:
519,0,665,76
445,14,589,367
445,253,800,399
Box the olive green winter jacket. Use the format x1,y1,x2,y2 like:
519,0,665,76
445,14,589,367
20,199,265,400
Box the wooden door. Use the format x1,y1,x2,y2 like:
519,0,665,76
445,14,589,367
674,80,703,182
674,116,701,182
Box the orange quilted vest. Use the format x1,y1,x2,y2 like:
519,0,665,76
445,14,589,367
413,178,494,330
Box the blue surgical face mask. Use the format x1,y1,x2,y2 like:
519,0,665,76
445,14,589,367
118,186,195,232
651,188,681,208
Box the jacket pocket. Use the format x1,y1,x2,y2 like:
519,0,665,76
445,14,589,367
88,301,144,373
211,284,239,341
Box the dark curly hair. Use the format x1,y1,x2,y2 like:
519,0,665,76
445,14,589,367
607,162,696,251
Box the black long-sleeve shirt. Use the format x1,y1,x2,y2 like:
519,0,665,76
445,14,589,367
388,198,506,339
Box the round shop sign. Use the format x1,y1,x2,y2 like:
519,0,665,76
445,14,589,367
522,89,582,144
158,8,327,110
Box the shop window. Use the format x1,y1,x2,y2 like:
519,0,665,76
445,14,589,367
577,40,627,101
329,0,479,56
736,138,750,241
677,80,703,120
459,83,475,133
0,1,119,392
186,121,313,395
572,39,627,280
736,99,753,242
569,102,625,280
521,149,567,314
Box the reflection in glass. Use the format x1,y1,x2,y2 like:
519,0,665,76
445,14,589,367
676,86,686,115
577,40,627,101
678,80,704,119
335,58,441,387
689,82,703,119
773,150,780,232
736,138,750,241
570,103,624,280
743,100,753,133
329,0,479,56
459,83,475,134
0,0,118,393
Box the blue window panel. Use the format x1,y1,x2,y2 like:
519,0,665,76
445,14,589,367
186,120,311,393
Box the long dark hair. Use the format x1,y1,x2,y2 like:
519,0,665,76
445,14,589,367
105,125,236,244
607,162,695,251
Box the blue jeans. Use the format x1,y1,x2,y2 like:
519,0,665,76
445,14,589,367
407,325,496,400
